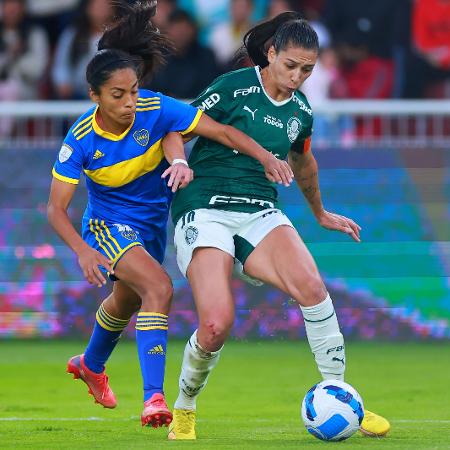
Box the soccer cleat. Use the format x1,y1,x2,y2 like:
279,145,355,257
167,408,197,440
360,410,391,437
141,393,173,428
67,354,117,409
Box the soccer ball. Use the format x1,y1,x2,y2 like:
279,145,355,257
301,380,364,441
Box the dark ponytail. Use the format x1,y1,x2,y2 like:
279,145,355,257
243,12,319,68
86,0,173,93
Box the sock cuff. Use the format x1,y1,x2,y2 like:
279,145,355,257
136,312,168,331
190,329,223,359
96,303,130,332
300,293,335,322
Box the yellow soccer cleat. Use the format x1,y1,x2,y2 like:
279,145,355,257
167,408,197,440
360,410,391,437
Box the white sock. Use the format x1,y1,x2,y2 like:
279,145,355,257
300,293,345,380
174,330,222,410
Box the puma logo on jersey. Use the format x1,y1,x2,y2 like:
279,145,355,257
243,106,258,120
93,149,105,160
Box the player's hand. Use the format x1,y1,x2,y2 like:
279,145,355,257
77,246,114,287
161,163,194,192
262,152,294,187
316,210,362,242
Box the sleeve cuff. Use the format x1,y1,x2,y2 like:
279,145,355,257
180,109,203,135
52,167,79,184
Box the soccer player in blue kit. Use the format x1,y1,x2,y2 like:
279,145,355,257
47,0,293,429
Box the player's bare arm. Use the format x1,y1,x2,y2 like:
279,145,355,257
193,113,294,187
288,149,361,242
47,178,114,286
161,132,194,192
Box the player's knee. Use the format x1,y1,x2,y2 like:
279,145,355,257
129,296,142,313
200,317,233,350
288,274,327,307
140,276,173,311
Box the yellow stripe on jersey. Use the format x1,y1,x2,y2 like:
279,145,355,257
135,106,161,112
83,138,164,187
181,109,203,135
136,101,160,106
73,119,93,137
72,113,94,133
52,167,79,184
76,126,93,141
137,97,160,102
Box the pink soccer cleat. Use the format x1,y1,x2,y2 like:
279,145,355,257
67,354,117,409
141,393,173,428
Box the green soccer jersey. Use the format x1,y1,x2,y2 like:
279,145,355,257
171,66,314,224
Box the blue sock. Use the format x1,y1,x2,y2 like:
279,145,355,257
84,302,130,374
136,312,168,402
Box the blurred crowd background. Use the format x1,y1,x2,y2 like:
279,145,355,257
1,0,450,104
1,0,449,341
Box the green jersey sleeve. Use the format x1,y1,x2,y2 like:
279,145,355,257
191,75,232,122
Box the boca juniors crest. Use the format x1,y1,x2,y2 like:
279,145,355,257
133,129,150,147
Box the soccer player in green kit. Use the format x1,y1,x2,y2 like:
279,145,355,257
166,12,390,439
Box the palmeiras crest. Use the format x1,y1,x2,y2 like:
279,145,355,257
185,226,198,245
287,117,302,143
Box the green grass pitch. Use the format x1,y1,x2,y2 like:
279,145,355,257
1,340,449,449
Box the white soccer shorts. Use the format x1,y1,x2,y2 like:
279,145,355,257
174,208,294,280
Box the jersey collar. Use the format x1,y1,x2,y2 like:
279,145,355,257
254,66,294,107
92,106,135,141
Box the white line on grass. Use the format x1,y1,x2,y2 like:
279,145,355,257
0,418,449,423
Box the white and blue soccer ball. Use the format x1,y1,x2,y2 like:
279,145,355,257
301,380,364,441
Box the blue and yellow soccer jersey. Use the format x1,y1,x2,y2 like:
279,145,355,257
53,88,202,242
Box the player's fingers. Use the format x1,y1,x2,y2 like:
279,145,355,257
348,218,362,232
171,174,182,192
167,167,179,187
277,162,293,186
265,171,277,183
99,256,114,274
340,224,360,242
85,267,98,286
269,167,283,184
161,167,172,179
92,266,107,287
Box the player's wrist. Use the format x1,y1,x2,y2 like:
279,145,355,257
172,158,189,167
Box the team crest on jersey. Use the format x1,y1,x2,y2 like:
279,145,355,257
287,117,302,143
58,144,73,163
185,226,198,245
133,129,150,147
113,223,138,240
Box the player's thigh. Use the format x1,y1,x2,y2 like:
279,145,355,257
114,245,173,309
188,247,235,332
243,225,326,306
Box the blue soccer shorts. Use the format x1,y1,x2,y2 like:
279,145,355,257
82,218,166,280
